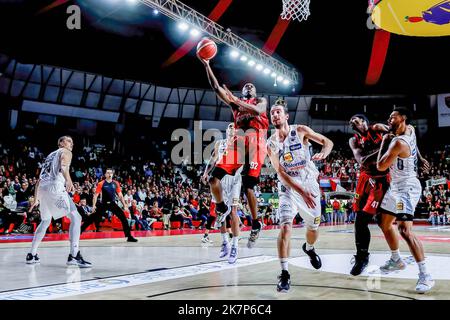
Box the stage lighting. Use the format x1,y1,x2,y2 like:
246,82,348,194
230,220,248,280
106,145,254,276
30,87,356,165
230,50,239,59
177,22,189,31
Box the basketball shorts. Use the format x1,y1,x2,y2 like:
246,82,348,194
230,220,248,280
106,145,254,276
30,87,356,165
38,182,77,220
353,172,390,215
215,131,267,178
380,178,421,221
221,173,242,207
278,180,321,230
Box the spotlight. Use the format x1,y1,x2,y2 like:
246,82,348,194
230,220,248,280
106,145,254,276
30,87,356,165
277,75,284,82
248,60,255,67
283,79,290,86
126,0,137,3
190,29,201,37
230,50,239,59
263,68,270,74
240,55,248,62
177,22,189,31
153,9,159,15
271,72,277,78
255,64,263,71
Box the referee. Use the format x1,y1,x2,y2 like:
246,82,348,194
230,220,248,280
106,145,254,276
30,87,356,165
81,168,138,242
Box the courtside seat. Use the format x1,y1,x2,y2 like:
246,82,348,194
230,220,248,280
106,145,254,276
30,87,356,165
192,220,202,228
152,221,164,230
170,221,181,229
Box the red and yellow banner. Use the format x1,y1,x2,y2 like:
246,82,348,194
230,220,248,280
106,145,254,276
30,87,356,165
372,0,450,36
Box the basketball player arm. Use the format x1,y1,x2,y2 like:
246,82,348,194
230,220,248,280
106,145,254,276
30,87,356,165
372,123,390,133
299,125,334,160
377,137,402,171
267,144,316,208
29,180,40,212
202,141,220,183
223,87,267,115
60,150,74,193
199,58,232,105
407,125,430,172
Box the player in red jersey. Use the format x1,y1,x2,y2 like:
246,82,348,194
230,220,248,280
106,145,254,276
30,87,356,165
198,54,268,248
349,114,391,275
348,114,429,275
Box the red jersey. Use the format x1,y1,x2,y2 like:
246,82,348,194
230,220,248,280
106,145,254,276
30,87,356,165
353,125,387,176
232,97,269,131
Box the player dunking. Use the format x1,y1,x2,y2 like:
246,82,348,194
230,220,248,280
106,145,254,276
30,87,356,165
202,123,242,264
377,107,434,293
198,55,268,249
267,99,333,292
26,136,91,267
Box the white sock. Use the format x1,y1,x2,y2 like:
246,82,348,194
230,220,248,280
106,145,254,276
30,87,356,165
391,249,401,261
418,260,427,275
280,258,289,271
231,236,238,247
221,233,229,243
306,242,314,251
68,210,81,257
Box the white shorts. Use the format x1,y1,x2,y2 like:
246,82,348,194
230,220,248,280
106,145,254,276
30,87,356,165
38,183,77,220
221,174,242,207
380,178,421,216
278,180,321,230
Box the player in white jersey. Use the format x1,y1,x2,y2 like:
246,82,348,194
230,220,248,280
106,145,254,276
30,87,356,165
377,107,434,293
267,99,333,292
202,123,242,264
26,136,91,268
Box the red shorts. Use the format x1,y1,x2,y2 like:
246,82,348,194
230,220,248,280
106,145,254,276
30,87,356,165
216,130,267,178
354,171,390,215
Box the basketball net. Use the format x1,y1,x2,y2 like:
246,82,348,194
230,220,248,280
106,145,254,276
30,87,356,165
280,0,311,22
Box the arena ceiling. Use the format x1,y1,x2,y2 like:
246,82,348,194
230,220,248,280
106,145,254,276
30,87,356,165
0,0,449,95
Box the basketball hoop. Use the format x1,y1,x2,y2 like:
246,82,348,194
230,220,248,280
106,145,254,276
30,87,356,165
280,0,311,22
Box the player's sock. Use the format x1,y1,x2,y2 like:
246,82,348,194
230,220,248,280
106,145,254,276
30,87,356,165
231,236,239,247
280,258,289,271
68,210,81,257
418,260,428,275
305,242,314,251
391,249,401,261
221,233,229,243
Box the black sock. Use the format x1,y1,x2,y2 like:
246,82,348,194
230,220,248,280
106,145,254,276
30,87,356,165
252,219,261,230
216,202,228,214
355,211,371,256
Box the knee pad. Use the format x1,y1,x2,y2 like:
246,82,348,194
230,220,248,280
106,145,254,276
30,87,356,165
242,175,259,190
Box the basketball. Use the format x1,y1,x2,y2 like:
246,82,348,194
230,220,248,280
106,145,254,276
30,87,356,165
196,37,217,60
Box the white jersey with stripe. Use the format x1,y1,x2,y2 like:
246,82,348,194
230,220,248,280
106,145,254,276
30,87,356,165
39,149,65,186
389,129,419,185
268,125,319,183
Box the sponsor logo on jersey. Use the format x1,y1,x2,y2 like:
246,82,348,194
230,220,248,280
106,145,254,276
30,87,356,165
289,143,302,151
283,152,293,163
396,201,404,211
